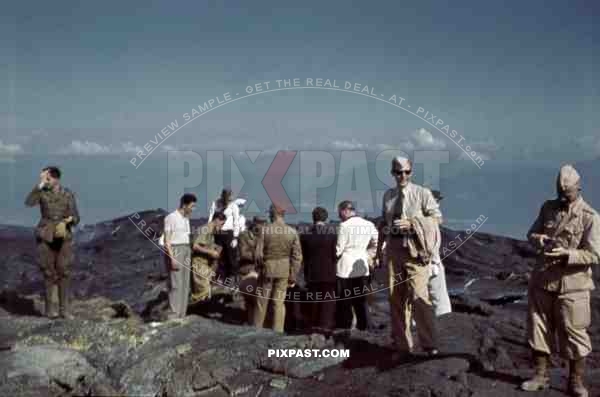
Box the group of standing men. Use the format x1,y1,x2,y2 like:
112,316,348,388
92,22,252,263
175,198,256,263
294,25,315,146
26,158,600,397
160,156,453,343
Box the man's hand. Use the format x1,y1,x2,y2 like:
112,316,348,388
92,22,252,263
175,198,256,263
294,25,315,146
210,249,221,259
288,279,296,288
169,257,180,271
544,247,569,258
231,239,238,249
532,233,552,249
64,216,73,224
39,170,49,188
392,218,412,231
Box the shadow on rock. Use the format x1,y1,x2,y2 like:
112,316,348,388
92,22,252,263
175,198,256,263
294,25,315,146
187,293,248,326
0,290,42,317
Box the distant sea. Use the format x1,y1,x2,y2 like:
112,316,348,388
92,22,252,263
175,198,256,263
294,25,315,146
2,153,599,240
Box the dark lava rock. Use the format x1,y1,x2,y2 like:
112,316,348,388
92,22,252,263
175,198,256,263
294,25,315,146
1,209,600,396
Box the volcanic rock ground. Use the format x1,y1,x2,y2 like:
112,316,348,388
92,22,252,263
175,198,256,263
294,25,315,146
2,209,600,396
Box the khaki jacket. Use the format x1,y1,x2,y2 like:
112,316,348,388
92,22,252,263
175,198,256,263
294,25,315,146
191,223,219,269
255,219,303,280
528,196,600,293
238,228,260,275
25,184,80,242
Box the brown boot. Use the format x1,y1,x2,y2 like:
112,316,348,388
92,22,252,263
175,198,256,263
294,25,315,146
44,280,59,319
58,278,74,320
521,351,550,391
568,358,588,397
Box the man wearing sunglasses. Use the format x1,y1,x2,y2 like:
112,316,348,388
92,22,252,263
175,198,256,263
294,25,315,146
376,156,442,358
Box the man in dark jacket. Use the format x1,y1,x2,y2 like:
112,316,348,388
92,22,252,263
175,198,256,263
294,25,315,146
25,166,80,319
300,207,338,331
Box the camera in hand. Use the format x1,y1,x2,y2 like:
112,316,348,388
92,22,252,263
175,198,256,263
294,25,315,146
390,215,404,237
543,238,558,252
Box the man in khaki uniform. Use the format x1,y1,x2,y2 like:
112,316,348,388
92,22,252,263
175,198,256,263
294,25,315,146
376,156,441,357
521,164,600,397
238,216,266,324
253,204,303,333
190,212,226,303
25,166,80,319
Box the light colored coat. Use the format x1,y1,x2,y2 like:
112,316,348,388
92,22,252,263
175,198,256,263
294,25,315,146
528,196,600,293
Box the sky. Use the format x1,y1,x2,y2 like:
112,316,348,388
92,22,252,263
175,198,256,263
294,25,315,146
1,0,599,236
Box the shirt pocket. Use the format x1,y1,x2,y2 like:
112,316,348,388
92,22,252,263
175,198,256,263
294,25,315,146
563,222,584,247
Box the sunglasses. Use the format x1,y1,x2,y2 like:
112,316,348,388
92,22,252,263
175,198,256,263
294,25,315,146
391,169,412,176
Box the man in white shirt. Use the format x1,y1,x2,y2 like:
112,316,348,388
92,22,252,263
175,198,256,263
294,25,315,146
208,189,242,280
377,156,441,356
335,200,378,331
163,193,197,319
235,198,248,233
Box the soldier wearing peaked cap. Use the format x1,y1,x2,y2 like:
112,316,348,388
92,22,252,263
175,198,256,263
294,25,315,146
521,164,600,397
25,166,80,319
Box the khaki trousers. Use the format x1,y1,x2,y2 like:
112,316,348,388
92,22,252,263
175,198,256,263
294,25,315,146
38,239,73,315
527,286,592,359
239,271,259,325
253,277,288,332
388,240,437,352
38,239,73,283
191,261,214,303
167,245,191,319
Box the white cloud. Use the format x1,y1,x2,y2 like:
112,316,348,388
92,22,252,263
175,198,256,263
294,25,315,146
57,140,144,155
330,139,369,150
328,128,446,153
120,141,144,154
0,140,23,155
410,128,447,150
161,144,179,152
59,140,111,155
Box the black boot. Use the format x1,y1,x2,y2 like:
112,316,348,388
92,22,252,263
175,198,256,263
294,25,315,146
58,278,74,320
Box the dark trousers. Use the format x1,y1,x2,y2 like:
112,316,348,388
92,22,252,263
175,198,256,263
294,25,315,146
307,282,337,330
215,230,238,279
336,276,371,331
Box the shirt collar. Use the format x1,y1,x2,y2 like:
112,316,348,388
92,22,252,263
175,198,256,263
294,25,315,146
394,182,413,195
563,195,584,214
45,184,64,193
